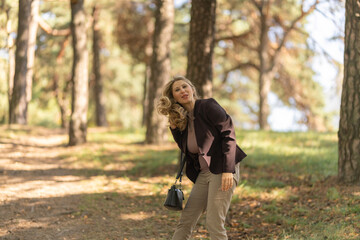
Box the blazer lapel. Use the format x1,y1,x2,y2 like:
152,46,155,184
193,100,212,164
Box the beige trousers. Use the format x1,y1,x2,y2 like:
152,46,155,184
172,163,240,240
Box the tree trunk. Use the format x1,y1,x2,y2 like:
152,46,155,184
186,0,216,99
258,72,272,130
258,2,272,130
53,36,71,129
145,0,174,144
25,0,39,105
5,9,15,122
338,0,360,184
8,44,15,123
69,0,89,146
9,0,31,124
306,110,327,132
53,73,70,129
142,64,151,126
92,5,108,127
141,19,154,127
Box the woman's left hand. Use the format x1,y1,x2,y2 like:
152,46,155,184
221,172,233,191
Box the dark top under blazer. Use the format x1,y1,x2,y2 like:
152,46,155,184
170,98,247,183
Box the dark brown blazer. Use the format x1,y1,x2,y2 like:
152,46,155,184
170,98,247,183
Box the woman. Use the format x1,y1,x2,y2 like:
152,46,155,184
157,76,247,240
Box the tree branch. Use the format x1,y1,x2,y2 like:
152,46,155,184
291,23,341,66
315,8,344,33
215,30,252,42
269,0,320,71
222,62,260,83
238,40,259,52
250,0,262,11
56,35,70,63
38,16,70,36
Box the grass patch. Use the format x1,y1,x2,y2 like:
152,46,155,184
127,149,178,177
253,179,287,188
237,130,338,179
327,187,340,200
87,128,145,144
58,129,180,179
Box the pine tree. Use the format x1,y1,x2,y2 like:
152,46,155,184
216,0,322,130
92,4,107,127
338,0,360,184
69,0,89,146
145,0,174,144
9,0,31,124
186,0,216,98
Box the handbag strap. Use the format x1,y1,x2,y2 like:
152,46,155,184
175,151,185,185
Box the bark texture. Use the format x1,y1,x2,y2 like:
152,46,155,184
186,0,216,98
258,3,273,130
55,36,71,129
25,0,39,104
142,64,151,126
186,0,216,99
9,0,31,124
6,9,15,121
145,0,174,144
69,0,89,146
53,73,71,129
92,5,108,127
338,0,360,184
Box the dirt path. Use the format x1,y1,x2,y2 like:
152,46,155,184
0,126,181,240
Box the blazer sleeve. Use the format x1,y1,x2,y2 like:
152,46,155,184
204,98,237,173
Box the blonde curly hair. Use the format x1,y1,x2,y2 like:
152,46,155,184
157,76,198,131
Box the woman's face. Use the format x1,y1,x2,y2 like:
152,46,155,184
171,80,195,105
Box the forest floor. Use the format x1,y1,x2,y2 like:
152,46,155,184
0,126,360,240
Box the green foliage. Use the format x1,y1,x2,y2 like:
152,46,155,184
28,98,61,128
0,0,343,131
34,1,146,128
214,76,258,129
171,1,190,75
102,49,144,128
215,0,335,130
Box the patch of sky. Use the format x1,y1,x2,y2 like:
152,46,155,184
100,48,110,57
268,92,308,132
225,86,232,93
0,49,8,59
39,35,46,43
135,3,147,14
218,41,226,48
41,11,56,20
148,2,156,10
268,26,284,43
285,42,295,49
10,32,16,39
174,0,188,8
223,9,231,16
304,1,344,131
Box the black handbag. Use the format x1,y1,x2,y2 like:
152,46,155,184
164,151,186,211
